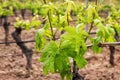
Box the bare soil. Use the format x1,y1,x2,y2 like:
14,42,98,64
0,11,120,80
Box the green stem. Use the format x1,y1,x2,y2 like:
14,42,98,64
85,13,95,41
84,21,94,41
88,21,94,34
67,13,69,26
43,0,46,4
95,0,97,5
48,11,55,41
43,0,55,40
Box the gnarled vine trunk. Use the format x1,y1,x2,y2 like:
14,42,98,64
3,16,10,45
21,9,26,19
12,28,33,74
109,46,115,66
109,32,119,66
72,61,84,80
13,9,17,17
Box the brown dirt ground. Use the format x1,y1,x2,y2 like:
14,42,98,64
0,11,120,80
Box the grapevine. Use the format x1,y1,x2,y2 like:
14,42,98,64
0,0,120,80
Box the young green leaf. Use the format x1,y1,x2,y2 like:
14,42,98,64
35,28,45,52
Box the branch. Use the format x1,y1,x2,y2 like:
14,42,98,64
89,31,96,34
0,37,60,44
87,42,120,48
0,40,35,44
